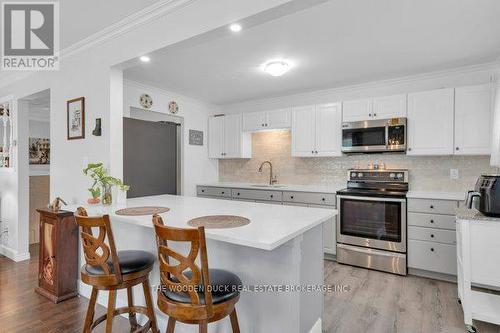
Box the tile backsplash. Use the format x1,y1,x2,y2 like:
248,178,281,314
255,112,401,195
219,131,498,192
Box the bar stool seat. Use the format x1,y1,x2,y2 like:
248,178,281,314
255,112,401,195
85,250,155,276
163,269,242,305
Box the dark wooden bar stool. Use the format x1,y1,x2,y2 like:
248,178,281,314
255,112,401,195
152,214,242,333
75,207,159,333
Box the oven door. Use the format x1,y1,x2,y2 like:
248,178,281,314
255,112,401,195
336,195,406,252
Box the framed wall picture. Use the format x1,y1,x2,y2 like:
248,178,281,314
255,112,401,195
67,97,85,140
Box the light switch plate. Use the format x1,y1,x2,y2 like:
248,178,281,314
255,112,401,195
450,169,459,180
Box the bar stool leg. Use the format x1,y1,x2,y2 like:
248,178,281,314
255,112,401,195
126,287,138,330
83,287,98,333
199,321,208,333
106,290,117,333
166,318,176,333
229,309,240,333
142,278,159,333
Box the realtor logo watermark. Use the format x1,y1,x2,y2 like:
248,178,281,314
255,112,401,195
2,1,59,70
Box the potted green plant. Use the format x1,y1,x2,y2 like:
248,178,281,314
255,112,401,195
83,162,129,206
87,186,101,205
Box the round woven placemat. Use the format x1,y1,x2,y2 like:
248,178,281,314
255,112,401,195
187,215,250,229
115,206,170,216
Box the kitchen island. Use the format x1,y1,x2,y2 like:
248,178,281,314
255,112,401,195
67,194,337,333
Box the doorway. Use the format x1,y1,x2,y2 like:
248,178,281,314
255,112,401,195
22,90,51,251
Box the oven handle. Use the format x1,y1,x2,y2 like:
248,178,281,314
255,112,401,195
337,195,406,203
337,243,407,258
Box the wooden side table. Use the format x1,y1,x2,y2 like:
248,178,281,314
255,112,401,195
35,208,78,303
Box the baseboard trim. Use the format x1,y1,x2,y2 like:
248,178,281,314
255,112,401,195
309,318,322,333
408,268,457,283
0,245,30,262
324,253,336,261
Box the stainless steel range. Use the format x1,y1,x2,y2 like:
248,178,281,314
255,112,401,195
336,169,408,275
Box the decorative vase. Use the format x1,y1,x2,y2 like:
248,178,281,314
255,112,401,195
102,184,113,206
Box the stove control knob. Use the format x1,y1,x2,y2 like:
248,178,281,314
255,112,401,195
358,172,364,178
397,173,404,179
351,172,357,178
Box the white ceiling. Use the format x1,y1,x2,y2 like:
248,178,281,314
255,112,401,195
61,0,161,49
123,0,500,105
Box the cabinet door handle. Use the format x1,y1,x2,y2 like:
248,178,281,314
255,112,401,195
430,248,435,252
262,123,265,127
290,196,294,199
430,234,434,238
311,150,314,154
322,198,326,201
369,113,372,117
221,191,225,195
270,194,274,198
408,148,412,151
456,147,459,151
430,219,434,224
201,189,205,193
315,151,318,154
237,192,240,196
430,205,434,209
373,113,377,117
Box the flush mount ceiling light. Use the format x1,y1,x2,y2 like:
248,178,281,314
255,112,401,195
139,55,151,63
261,59,292,77
229,23,242,32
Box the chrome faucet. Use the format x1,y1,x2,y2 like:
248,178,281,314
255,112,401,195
258,161,278,185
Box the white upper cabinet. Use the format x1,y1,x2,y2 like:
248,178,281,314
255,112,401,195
372,94,407,119
208,116,224,158
454,84,492,155
407,88,455,155
242,112,266,131
315,104,342,156
208,114,251,159
266,108,291,129
343,95,406,122
291,105,316,156
292,103,342,157
242,108,291,131
342,99,372,122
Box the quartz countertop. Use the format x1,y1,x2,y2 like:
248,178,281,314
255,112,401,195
66,194,337,251
406,191,465,201
197,182,339,194
456,207,500,222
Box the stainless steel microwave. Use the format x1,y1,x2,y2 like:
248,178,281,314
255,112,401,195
341,117,407,153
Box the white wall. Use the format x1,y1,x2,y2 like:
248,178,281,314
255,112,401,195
0,0,292,261
123,80,218,196
491,79,500,166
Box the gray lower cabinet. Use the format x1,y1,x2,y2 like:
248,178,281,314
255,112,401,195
196,185,335,254
407,198,459,277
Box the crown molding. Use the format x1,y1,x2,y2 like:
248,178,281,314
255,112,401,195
222,61,499,109
61,0,196,59
0,0,196,89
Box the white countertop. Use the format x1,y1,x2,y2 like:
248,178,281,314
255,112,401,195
66,194,337,251
406,191,465,201
197,182,339,194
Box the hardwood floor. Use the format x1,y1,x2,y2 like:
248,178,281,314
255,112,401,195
0,245,129,333
324,260,500,333
2,247,500,333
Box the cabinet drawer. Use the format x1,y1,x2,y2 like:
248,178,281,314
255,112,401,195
232,189,282,202
408,198,458,215
408,226,456,245
196,186,231,198
283,191,335,206
408,239,457,275
408,212,455,230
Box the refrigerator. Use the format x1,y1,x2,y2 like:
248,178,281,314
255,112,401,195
123,117,180,198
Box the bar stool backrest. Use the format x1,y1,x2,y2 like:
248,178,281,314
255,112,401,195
152,214,213,318
75,207,122,286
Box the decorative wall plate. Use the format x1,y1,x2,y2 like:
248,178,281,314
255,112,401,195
140,94,153,109
169,100,179,114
